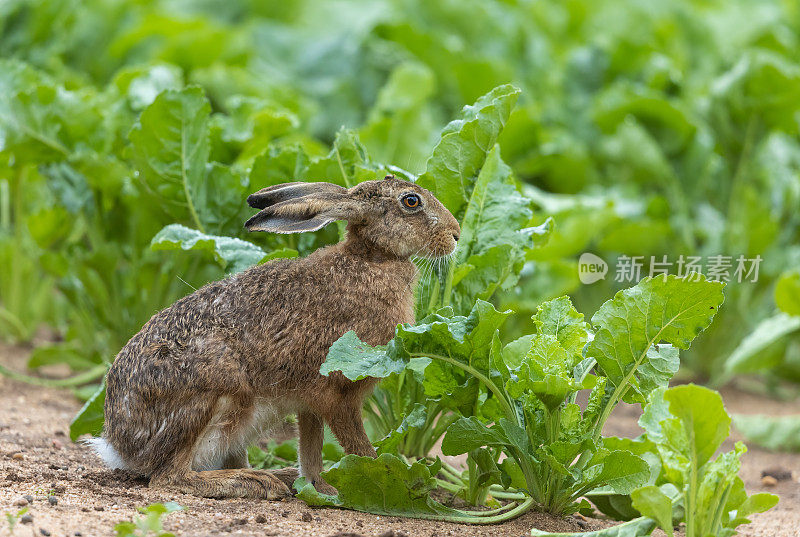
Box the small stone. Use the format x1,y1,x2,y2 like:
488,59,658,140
301,511,313,522
48,495,58,506
55,430,65,436
761,475,778,487
23,495,33,504
255,514,267,523
74,532,82,536
762,466,792,481
232,518,247,525
52,439,63,450
576,519,588,529
40,529,51,536
20,513,33,524
49,464,60,470
11,452,24,460
81,507,90,512
13,497,28,506
94,506,104,511
281,510,289,517
355,520,363,527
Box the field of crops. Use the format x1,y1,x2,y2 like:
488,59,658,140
1,0,800,536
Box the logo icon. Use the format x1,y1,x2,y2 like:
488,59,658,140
578,253,608,284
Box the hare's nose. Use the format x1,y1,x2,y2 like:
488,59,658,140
452,233,460,242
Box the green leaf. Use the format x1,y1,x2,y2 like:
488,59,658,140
130,87,220,232
583,450,650,495
584,488,641,522
733,414,800,452
296,454,460,519
70,384,105,441
724,313,800,375
588,276,724,404
374,403,427,455
28,343,97,371
734,491,779,522
448,145,535,313
320,331,401,381
776,270,800,316
532,296,588,359
441,416,510,456
417,84,521,218
506,334,583,412
396,300,511,373
359,61,438,173
150,224,267,274
530,516,656,537
631,486,674,537
260,248,299,263
643,384,730,469
501,334,534,369
112,64,184,110
0,60,107,163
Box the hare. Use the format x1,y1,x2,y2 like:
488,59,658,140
89,175,460,500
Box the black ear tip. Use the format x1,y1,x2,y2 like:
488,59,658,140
246,194,262,209
244,214,259,231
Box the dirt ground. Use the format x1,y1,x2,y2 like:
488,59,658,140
1,342,798,537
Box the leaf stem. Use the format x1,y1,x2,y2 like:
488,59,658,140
411,353,516,423
0,363,107,387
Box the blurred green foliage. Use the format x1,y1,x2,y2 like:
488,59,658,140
1,0,799,390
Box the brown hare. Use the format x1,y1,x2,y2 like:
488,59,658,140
89,175,460,500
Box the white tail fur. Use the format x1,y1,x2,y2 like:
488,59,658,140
83,437,128,470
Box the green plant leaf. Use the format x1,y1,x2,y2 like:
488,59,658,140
532,296,588,359
631,486,674,537
588,276,724,404
374,403,427,455
641,384,730,470
320,331,401,381
583,450,650,495
530,516,656,536
732,414,800,452
150,223,267,274
441,416,511,456
776,270,800,316
448,145,536,313
130,87,212,230
296,454,460,519
505,334,583,412
69,384,105,441
723,313,800,375
417,84,521,218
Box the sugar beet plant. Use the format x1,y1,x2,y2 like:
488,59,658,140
308,275,777,529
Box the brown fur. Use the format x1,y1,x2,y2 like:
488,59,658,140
98,176,460,499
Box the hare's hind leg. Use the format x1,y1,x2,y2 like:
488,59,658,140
148,397,299,499
151,466,296,499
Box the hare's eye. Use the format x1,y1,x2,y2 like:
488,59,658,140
402,193,421,209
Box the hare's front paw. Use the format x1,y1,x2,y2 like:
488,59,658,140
312,477,337,496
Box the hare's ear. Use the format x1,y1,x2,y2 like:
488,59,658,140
247,182,347,209
244,182,354,234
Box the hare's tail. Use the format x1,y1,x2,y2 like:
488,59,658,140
83,436,128,470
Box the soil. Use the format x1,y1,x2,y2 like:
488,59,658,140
1,342,798,537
